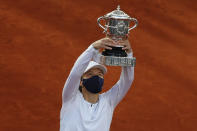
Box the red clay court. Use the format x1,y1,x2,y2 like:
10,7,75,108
0,0,196,131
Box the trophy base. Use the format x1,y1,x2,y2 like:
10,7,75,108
100,55,136,66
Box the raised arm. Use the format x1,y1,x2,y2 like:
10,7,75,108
62,44,99,104
62,38,115,105
105,53,134,108
104,40,135,109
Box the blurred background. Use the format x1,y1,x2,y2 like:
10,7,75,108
0,0,196,131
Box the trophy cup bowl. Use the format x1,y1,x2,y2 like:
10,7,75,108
97,5,138,66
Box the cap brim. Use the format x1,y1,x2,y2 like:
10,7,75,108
84,65,107,75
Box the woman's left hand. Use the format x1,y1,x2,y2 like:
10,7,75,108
116,39,133,53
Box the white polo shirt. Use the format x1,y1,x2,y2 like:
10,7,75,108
60,44,134,131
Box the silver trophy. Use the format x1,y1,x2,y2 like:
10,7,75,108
97,5,138,66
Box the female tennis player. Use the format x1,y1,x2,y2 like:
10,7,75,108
60,37,134,131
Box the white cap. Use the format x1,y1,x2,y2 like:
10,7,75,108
84,61,107,75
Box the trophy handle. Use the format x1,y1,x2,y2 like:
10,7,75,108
97,16,107,32
128,18,138,31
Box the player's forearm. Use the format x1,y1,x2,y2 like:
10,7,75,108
117,52,135,100
120,66,134,89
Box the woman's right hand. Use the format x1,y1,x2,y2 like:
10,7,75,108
92,37,116,51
